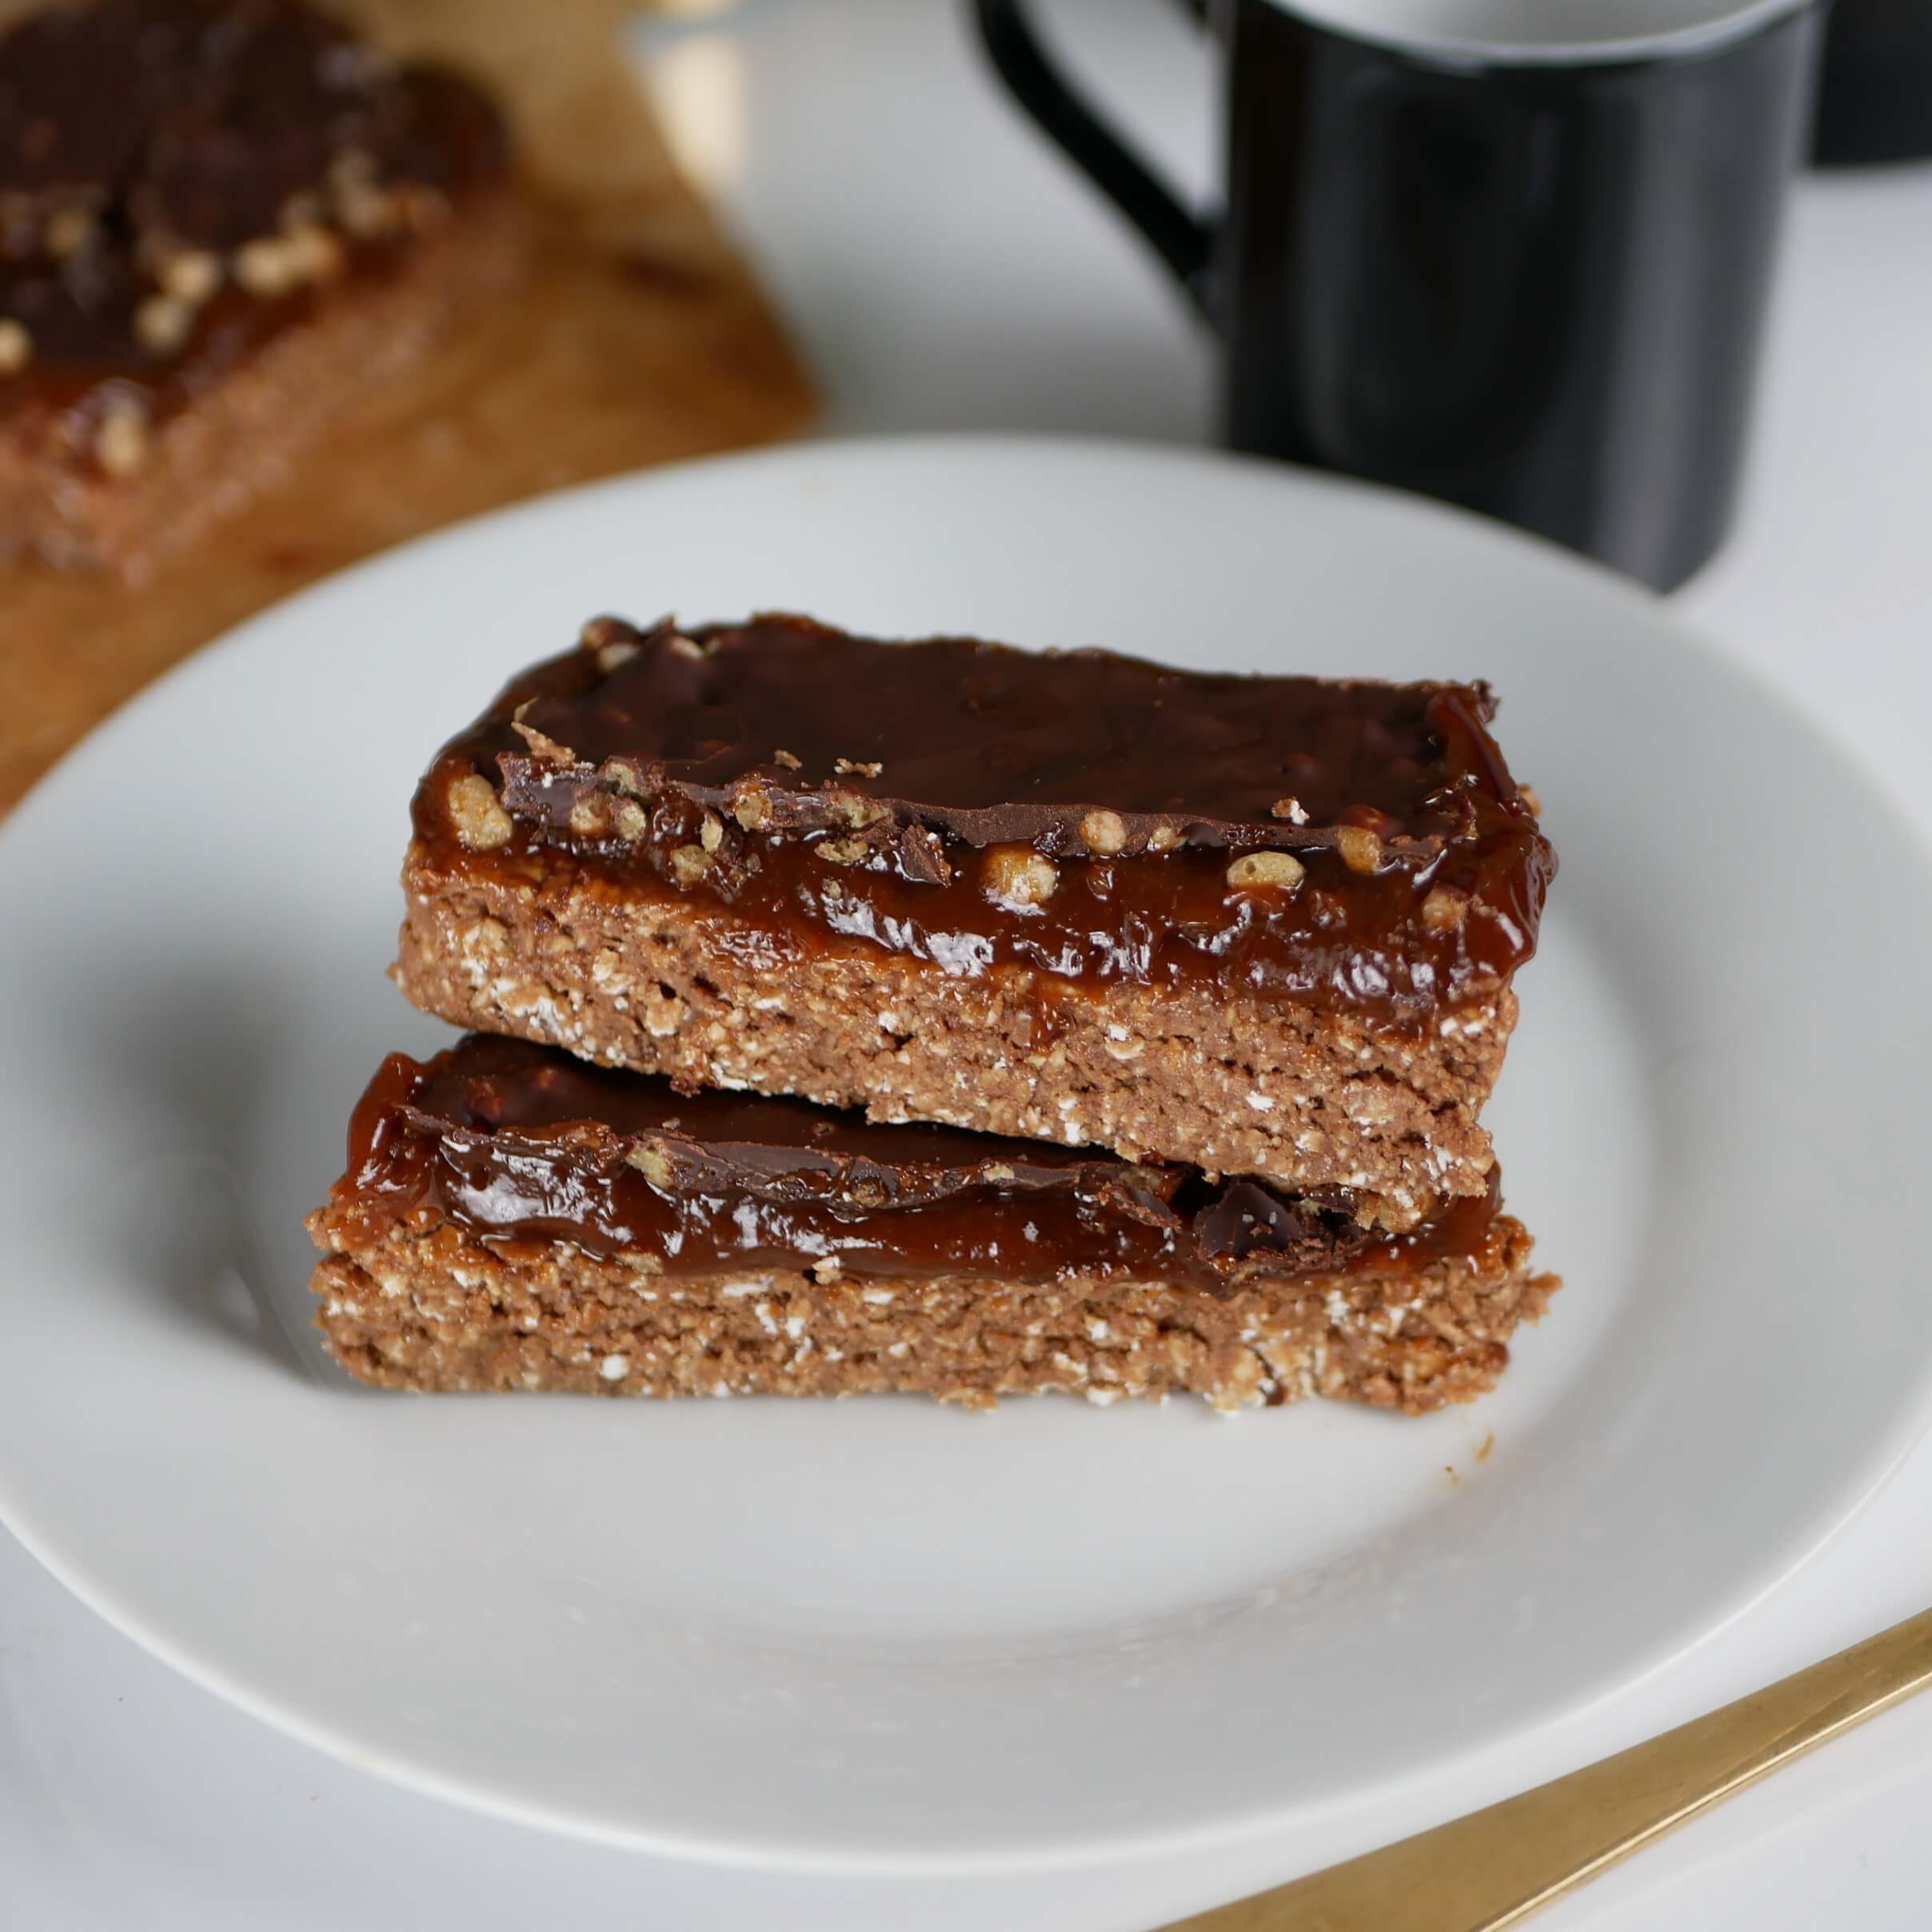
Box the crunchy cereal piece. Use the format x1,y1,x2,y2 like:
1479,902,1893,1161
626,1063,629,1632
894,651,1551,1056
94,401,150,478
984,847,1058,909
42,205,94,258
446,772,513,850
1335,825,1383,875
234,225,341,297
234,235,304,298
569,794,611,838
669,843,713,886
1227,850,1306,892
625,1144,675,1191
134,295,194,357
158,249,222,305
1080,808,1128,856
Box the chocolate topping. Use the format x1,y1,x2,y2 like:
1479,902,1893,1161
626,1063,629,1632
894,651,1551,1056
337,1036,1503,1288
479,613,1531,861
0,0,506,431
413,614,1555,1026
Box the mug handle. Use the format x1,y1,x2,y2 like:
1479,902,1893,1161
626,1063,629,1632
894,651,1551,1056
972,0,1216,319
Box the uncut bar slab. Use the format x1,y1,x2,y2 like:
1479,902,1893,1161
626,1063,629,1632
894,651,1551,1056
394,614,1555,1215
0,0,519,576
307,1036,1558,1414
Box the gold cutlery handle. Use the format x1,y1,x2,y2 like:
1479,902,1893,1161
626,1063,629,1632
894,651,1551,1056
1161,1604,1932,1932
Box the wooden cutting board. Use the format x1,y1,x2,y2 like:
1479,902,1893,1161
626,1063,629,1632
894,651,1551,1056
0,0,816,810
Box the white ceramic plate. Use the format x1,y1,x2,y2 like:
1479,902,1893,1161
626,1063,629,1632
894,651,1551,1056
2,437,1929,1874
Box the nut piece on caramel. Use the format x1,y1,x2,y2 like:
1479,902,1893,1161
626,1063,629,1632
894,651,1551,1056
983,846,1059,910
134,293,193,356
1335,825,1384,875
831,792,887,830
43,205,94,259
669,843,713,886
1080,808,1127,856
602,756,648,800
0,317,30,374
1226,850,1306,893
568,794,610,838
446,772,513,849
94,401,150,477
625,1144,674,1192
158,249,222,305
1421,885,1470,931
233,235,303,297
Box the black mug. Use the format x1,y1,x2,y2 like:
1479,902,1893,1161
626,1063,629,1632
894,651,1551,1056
974,0,1824,590
1814,0,1932,162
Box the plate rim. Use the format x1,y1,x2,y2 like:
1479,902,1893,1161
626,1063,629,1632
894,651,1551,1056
5,432,1932,1874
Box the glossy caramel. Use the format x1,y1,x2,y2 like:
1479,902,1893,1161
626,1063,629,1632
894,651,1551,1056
332,1036,1512,1289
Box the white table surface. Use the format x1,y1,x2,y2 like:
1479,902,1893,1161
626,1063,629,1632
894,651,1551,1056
6,2,1930,1926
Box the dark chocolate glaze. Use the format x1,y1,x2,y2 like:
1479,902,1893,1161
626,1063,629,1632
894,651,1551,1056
0,0,505,433
335,1036,1506,1288
473,612,1530,856
413,614,1555,1026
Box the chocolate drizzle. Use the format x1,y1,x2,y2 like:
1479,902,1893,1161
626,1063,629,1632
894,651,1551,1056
337,1036,1503,1288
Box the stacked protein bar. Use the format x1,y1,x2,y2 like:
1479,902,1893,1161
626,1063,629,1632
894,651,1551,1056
309,614,1559,1413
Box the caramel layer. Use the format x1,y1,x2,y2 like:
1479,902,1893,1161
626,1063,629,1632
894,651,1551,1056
331,1036,1515,1291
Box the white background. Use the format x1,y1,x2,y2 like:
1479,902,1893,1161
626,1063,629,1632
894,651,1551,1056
5,1,1930,1924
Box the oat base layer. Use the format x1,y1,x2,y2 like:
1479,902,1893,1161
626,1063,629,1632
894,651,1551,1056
309,1211,1556,1416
